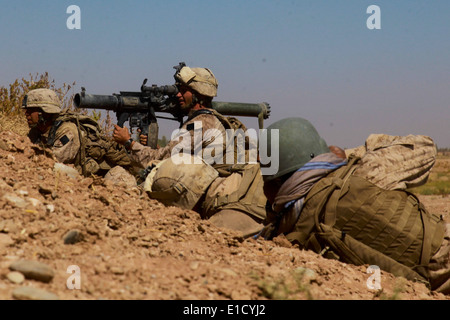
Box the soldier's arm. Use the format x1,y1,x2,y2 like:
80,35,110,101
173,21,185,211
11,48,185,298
51,122,81,164
126,113,225,168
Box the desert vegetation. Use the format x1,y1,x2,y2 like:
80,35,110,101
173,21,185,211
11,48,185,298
1,73,448,194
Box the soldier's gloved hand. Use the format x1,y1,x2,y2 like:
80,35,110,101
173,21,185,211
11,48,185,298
113,125,131,145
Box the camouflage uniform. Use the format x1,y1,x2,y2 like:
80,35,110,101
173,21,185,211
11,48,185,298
133,110,266,237
428,224,450,294
262,118,450,295
24,89,133,178
131,66,265,237
28,121,80,164
345,134,437,190
128,112,227,168
23,89,81,165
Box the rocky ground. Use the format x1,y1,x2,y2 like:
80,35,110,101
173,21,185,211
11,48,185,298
0,130,449,301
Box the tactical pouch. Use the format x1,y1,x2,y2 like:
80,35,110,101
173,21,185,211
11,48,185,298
202,163,267,221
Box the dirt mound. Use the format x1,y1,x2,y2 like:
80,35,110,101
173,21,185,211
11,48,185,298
0,130,448,301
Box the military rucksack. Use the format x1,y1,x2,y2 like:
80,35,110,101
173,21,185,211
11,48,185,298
47,111,131,176
201,162,267,221
283,156,445,284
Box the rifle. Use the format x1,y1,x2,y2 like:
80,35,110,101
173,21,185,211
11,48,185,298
73,63,271,148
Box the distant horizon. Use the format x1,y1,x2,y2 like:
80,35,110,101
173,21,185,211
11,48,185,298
1,1,448,148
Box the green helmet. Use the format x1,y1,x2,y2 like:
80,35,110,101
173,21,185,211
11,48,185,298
22,89,61,114
263,117,329,182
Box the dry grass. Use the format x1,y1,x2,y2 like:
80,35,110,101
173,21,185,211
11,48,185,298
0,72,75,136
1,73,447,187
409,152,450,196
0,72,75,116
0,72,116,137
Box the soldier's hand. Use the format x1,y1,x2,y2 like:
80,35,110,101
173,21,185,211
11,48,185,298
139,135,148,145
329,145,346,159
137,129,148,145
113,125,131,145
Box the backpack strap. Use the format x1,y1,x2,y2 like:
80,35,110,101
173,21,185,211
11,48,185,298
412,193,444,266
187,108,237,131
74,115,87,176
310,156,361,232
213,164,256,207
186,109,214,123
46,120,64,147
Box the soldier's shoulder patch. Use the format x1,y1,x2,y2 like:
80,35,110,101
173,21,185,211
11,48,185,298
59,135,70,146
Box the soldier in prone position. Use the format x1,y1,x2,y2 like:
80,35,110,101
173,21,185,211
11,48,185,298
260,117,450,295
23,88,80,165
23,88,132,178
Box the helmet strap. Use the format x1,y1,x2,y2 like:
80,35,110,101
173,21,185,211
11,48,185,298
191,93,200,107
36,112,55,132
38,112,45,125
192,93,212,108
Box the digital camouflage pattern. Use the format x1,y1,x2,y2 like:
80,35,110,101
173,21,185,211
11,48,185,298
174,66,218,97
127,113,227,168
22,89,61,114
345,134,437,190
133,110,266,238
144,155,219,210
28,121,80,164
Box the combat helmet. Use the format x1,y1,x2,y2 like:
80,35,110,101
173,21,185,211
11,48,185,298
262,117,329,182
22,89,61,114
144,155,219,210
174,65,218,97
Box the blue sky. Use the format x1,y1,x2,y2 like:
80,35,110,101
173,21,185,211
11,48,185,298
1,0,449,148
